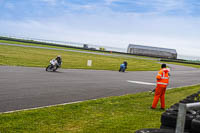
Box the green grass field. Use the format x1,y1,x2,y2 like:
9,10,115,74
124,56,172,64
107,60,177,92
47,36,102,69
1,39,200,69
161,61,200,69
0,44,161,71
0,85,200,133
0,39,156,59
0,40,83,51
0,39,200,132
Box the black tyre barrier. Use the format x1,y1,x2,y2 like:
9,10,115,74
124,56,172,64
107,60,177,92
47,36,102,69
196,110,200,115
135,128,175,133
167,105,197,116
160,125,175,130
160,110,196,130
179,99,197,104
137,92,200,133
169,103,179,111
186,94,197,99
169,103,179,109
184,93,200,103
160,123,191,133
191,117,200,133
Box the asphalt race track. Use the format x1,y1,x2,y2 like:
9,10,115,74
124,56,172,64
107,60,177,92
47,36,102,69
0,64,200,113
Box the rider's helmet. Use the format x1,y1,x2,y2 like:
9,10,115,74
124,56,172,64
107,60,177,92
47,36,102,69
56,55,61,60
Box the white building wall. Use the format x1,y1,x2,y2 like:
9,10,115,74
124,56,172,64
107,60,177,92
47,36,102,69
127,44,177,59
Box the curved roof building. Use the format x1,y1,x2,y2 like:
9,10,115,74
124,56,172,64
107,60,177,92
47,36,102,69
127,44,177,59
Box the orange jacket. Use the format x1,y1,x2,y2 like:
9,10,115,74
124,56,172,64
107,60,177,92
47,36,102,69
156,68,170,86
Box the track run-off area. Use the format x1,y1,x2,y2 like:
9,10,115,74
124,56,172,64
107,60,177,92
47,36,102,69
0,64,200,113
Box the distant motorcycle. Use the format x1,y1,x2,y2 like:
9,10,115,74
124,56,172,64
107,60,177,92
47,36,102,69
46,59,59,72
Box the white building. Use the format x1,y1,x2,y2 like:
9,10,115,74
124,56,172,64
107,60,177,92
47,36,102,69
127,44,177,59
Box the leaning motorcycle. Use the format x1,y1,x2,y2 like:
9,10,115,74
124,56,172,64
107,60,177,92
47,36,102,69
46,59,59,72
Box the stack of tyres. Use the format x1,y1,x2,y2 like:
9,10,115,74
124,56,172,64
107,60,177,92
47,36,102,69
191,117,200,133
160,109,196,131
180,93,200,104
168,103,179,110
135,92,200,133
161,92,200,132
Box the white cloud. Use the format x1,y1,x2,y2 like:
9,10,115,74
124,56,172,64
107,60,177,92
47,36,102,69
1,0,200,58
67,3,98,11
104,0,123,5
103,0,192,15
1,13,200,57
153,0,191,14
40,0,58,5
4,2,15,10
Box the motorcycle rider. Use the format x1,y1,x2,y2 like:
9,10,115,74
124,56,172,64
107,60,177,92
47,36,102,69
123,61,128,70
55,55,62,69
119,62,126,72
46,55,62,72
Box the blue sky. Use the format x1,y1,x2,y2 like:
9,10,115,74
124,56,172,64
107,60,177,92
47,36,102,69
0,0,200,57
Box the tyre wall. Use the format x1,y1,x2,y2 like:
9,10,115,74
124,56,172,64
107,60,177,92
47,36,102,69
135,91,200,133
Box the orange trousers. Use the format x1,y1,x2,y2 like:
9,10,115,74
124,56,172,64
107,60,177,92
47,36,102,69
152,85,167,109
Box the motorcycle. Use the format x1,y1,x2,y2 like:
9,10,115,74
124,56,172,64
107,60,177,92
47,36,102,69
46,59,59,72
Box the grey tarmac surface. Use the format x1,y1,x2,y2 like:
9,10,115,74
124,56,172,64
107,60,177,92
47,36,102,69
0,64,200,113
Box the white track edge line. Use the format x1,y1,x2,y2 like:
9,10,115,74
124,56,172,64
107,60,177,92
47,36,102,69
0,99,97,114
127,80,156,85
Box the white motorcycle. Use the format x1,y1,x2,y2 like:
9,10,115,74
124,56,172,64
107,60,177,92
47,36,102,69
46,59,59,72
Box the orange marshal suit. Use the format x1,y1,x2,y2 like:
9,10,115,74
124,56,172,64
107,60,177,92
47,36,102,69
152,68,170,109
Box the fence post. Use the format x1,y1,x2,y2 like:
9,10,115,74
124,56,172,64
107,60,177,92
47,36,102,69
175,103,187,133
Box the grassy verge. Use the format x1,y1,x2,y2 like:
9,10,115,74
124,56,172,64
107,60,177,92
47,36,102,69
0,85,199,133
0,44,160,71
0,40,94,52
2,39,200,69
0,40,157,59
162,61,200,69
